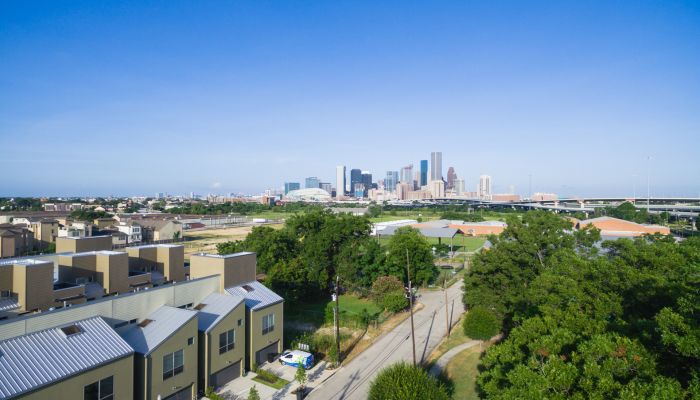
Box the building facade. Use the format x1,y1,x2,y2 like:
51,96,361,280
430,152,442,181
420,160,428,187
304,177,320,189
335,166,346,198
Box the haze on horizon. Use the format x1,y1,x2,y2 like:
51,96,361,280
1,1,699,198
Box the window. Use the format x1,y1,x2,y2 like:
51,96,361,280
262,314,275,335
219,329,235,354
187,337,194,346
84,376,114,400
237,319,242,327
163,350,184,380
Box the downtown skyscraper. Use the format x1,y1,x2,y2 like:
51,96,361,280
430,152,442,181
420,159,428,186
336,165,346,198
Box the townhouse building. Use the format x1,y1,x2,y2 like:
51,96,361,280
0,245,283,400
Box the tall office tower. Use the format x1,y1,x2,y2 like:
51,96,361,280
446,167,457,190
284,182,300,194
430,152,442,181
478,175,492,200
385,171,399,192
350,169,362,196
414,171,421,190
420,160,428,186
305,177,321,189
361,171,372,197
400,164,413,184
335,165,346,198
320,182,332,194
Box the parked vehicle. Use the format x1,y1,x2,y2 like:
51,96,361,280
279,350,314,369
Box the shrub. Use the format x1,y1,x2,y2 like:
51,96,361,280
371,276,404,304
255,368,279,383
248,385,261,400
383,291,409,313
369,362,448,400
462,306,501,340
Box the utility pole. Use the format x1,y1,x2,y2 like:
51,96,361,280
333,275,341,366
406,249,417,367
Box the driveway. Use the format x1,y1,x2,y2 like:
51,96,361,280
307,281,466,400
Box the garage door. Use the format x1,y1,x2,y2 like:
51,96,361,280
162,385,192,400
211,361,241,388
255,341,280,365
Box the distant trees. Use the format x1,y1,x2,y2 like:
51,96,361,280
463,211,700,398
598,201,671,225
70,209,112,221
369,362,449,400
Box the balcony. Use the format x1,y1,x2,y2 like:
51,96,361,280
128,270,153,289
53,282,86,307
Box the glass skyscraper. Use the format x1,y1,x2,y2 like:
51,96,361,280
284,182,300,194
420,160,428,186
305,177,321,189
385,171,399,192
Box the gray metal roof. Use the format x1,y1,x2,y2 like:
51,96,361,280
378,225,459,239
120,305,197,355
0,298,19,312
193,251,254,259
197,293,244,333
226,281,283,311
0,317,133,399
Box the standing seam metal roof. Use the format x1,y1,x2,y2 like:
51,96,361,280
225,281,283,311
119,305,197,355
197,293,245,333
0,317,134,400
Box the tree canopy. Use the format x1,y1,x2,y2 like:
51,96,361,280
369,362,449,400
463,211,700,398
217,210,439,303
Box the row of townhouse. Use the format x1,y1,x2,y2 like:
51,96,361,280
0,237,283,400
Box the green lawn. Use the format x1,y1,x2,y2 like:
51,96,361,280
338,293,382,317
377,235,486,253
445,347,483,400
285,294,381,330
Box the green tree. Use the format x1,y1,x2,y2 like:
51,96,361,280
295,363,308,390
370,275,404,303
247,385,261,400
383,227,436,285
369,362,448,400
383,291,409,313
462,306,501,340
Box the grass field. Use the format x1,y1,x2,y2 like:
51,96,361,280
377,235,486,253
445,347,483,400
182,224,282,259
285,293,381,331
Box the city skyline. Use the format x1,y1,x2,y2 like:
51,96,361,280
2,2,700,197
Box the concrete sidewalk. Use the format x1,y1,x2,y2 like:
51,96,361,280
428,340,481,376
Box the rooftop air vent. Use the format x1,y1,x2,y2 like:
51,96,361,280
60,325,83,336
241,284,255,292
138,319,153,328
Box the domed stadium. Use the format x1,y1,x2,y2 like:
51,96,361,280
284,188,332,202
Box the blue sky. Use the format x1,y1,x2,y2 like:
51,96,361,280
1,1,699,197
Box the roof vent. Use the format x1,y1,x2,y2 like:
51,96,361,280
138,319,153,328
241,284,255,293
60,325,83,336
194,303,207,311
